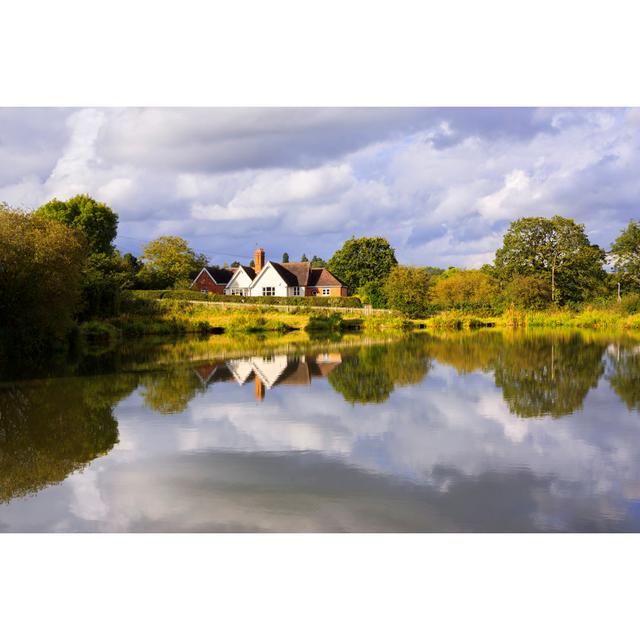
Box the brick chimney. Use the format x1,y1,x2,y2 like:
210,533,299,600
254,376,265,401
254,247,265,272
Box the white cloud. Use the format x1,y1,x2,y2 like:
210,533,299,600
1,107,639,266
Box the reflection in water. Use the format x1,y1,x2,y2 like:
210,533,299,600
607,343,640,412
1,330,640,531
0,375,135,503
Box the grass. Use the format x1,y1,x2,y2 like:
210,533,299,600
108,298,404,338
418,307,640,331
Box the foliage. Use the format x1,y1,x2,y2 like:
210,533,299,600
138,235,208,288
356,280,388,308
610,220,640,291
327,236,398,291
328,338,432,404
310,255,326,267
430,269,499,310
0,374,132,502
282,252,290,263
126,290,364,307
34,194,118,255
383,265,432,317
503,274,552,310
0,203,87,355
493,216,607,304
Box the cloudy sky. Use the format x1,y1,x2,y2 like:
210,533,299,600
1,107,639,267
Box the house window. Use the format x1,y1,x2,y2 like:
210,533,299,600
201,288,208,294
230,288,241,295
322,288,331,296
292,286,301,296
262,287,275,296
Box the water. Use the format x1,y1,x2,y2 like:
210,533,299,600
1,329,639,532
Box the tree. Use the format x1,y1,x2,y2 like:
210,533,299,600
311,255,326,268
503,274,552,310
138,236,208,289
282,252,290,263
300,253,308,262
610,220,640,293
0,203,87,354
493,216,606,304
327,236,398,291
431,269,499,310
34,194,118,255
383,266,432,317
356,281,387,308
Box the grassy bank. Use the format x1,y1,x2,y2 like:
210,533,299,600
81,297,410,341
416,308,640,330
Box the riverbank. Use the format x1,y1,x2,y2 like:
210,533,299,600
80,297,410,342
415,308,640,330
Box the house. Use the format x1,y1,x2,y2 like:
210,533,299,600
194,353,343,401
190,266,236,294
220,248,348,297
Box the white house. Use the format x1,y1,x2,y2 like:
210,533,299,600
218,248,348,297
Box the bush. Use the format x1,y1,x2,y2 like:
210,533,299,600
126,290,363,308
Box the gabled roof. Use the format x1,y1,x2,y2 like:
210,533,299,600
269,261,312,286
308,267,347,287
225,264,256,289
190,266,236,285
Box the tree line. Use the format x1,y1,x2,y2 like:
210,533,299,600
2,192,640,357
326,216,640,317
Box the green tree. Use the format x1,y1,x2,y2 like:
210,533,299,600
300,253,308,262
493,216,606,304
0,203,87,354
34,194,118,255
282,252,290,263
327,236,398,291
503,274,552,310
356,281,388,308
311,255,326,268
138,236,208,289
610,220,640,292
383,265,432,317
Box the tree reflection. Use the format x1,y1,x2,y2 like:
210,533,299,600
328,337,432,404
140,367,204,414
493,333,605,417
0,374,136,502
607,345,640,412
422,330,607,418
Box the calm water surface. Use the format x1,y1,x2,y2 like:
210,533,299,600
1,330,640,532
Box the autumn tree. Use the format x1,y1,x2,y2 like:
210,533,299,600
138,236,207,288
383,265,432,317
493,216,606,304
328,236,397,291
610,220,640,293
431,269,499,310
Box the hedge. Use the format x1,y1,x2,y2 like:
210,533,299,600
125,290,363,308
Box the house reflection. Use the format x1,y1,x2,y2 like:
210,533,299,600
194,353,342,401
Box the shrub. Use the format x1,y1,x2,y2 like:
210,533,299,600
126,290,363,308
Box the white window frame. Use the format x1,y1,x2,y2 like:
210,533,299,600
201,288,208,294
262,286,275,296
322,288,331,296
292,286,301,296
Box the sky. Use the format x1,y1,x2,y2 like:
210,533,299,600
1,107,639,268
